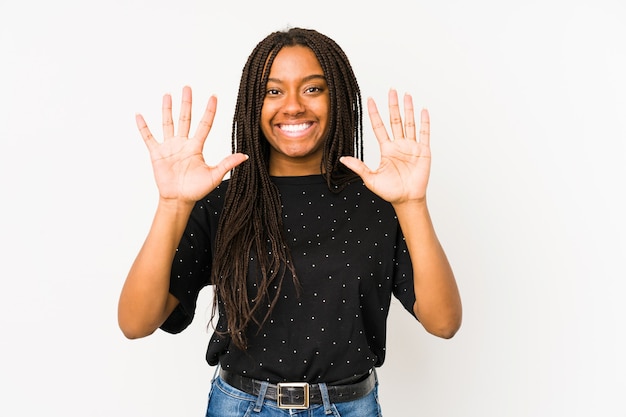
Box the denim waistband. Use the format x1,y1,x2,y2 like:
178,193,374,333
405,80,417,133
219,368,376,409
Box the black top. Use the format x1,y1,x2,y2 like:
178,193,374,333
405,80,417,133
161,175,417,383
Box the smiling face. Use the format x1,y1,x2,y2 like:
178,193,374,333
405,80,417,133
261,45,330,176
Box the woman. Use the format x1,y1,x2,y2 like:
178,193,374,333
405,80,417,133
118,27,461,416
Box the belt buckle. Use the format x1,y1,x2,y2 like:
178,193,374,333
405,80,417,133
276,382,309,409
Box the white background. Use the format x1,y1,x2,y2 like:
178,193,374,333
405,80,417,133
1,0,625,416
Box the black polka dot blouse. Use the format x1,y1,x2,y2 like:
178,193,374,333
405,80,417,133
161,175,417,384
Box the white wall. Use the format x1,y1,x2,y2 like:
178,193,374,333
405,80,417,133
1,0,624,416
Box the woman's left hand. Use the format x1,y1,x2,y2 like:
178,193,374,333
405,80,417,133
341,89,431,204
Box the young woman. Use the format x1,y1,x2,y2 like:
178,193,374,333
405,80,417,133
118,27,462,416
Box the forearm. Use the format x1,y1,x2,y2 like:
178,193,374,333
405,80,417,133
118,198,195,339
393,199,462,338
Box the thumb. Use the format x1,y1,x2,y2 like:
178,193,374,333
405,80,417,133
340,156,370,180
216,153,249,175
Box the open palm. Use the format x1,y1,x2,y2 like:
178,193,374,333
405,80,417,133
136,86,248,203
341,89,431,204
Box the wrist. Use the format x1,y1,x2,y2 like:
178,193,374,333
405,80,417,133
392,197,428,212
156,196,196,216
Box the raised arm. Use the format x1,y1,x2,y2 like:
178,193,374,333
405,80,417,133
118,86,248,339
340,89,462,338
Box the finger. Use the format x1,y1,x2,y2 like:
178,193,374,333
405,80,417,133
136,113,157,152
162,93,174,139
177,85,193,137
388,89,405,140
367,97,390,145
339,156,371,180
419,108,430,147
403,93,417,141
192,95,217,146
215,153,249,175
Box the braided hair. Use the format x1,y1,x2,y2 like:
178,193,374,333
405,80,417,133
211,27,363,349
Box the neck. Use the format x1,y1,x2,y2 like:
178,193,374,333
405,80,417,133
268,154,324,176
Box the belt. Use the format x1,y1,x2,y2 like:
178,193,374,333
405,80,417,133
219,369,376,409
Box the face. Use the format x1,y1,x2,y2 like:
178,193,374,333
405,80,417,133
261,45,330,176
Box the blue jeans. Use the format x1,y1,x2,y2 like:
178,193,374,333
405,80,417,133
205,373,383,416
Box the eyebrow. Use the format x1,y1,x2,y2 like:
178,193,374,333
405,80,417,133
266,74,327,84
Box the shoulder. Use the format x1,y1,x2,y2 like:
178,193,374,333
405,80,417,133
189,179,230,220
199,179,230,205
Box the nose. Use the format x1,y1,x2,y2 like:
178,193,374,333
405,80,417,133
282,92,305,116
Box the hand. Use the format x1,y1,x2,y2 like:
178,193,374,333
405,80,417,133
341,89,431,204
136,86,248,203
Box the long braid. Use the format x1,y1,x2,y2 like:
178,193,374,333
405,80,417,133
212,28,363,350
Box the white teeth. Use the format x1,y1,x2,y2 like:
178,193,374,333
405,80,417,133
280,123,310,132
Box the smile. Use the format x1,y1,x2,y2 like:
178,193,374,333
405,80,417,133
278,123,312,133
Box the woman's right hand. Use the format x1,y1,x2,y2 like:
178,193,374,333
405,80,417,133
119,86,247,339
136,85,248,203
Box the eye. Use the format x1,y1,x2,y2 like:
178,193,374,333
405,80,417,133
266,88,281,96
305,86,322,94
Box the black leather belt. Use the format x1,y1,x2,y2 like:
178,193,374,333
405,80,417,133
219,369,376,409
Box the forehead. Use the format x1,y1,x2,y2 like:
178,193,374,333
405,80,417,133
268,45,324,77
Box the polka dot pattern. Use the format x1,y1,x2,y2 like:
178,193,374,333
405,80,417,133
161,175,416,384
